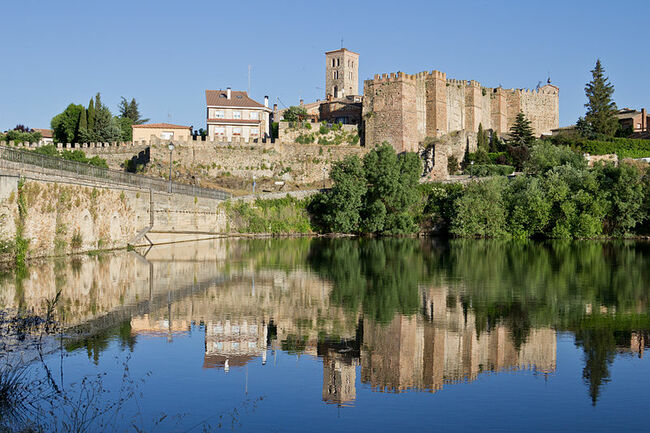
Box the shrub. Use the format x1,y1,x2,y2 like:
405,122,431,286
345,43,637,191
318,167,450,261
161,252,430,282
546,135,650,158
465,164,514,177
451,178,508,238
525,142,586,174
447,156,459,174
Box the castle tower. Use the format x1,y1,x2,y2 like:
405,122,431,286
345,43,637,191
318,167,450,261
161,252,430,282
325,48,359,99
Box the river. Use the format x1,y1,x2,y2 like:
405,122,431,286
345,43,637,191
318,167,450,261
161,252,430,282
0,238,649,432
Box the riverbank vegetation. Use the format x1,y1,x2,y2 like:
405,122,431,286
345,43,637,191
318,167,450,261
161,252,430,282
306,141,649,239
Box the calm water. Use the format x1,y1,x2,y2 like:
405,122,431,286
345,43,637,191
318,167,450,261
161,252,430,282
1,238,649,432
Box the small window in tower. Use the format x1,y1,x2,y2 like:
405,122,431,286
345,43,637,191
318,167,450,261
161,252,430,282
337,58,340,67
332,59,335,68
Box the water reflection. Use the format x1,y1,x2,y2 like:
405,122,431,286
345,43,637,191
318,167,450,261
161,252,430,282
0,237,649,415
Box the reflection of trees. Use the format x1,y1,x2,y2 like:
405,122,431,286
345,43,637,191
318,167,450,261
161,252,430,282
65,320,136,364
308,239,428,324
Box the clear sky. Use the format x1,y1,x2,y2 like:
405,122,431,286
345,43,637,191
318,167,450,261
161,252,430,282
1,0,648,132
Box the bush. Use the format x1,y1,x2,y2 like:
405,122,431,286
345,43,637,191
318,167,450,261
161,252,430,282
465,164,514,177
450,178,508,238
32,145,108,168
447,155,459,174
525,142,586,174
546,135,650,158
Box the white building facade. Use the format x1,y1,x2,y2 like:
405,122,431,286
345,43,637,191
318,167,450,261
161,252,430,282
206,88,272,141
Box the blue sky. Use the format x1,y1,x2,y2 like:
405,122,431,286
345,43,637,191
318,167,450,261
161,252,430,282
1,0,648,132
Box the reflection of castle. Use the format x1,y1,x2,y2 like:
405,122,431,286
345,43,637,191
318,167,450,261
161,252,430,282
360,287,556,393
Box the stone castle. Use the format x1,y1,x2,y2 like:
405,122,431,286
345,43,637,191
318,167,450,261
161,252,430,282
362,70,559,153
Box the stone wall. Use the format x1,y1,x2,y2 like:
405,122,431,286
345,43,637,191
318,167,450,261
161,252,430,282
0,173,231,260
147,139,368,184
363,69,559,154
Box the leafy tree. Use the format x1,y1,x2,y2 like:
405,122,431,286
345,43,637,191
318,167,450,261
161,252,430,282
311,155,366,233
508,112,535,146
524,141,586,175
2,125,42,143
450,178,508,238
118,97,149,125
51,103,84,143
584,59,618,137
362,144,421,234
595,163,646,235
576,116,597,139
283,106,308,122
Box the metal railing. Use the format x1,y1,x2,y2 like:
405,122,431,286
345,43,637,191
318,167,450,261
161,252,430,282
0,145,232,200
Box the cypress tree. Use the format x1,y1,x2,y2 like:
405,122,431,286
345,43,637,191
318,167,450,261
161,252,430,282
584,59,618,137
477,123,485,151
87,98,95,132
508,112,535,146
78,108,88,142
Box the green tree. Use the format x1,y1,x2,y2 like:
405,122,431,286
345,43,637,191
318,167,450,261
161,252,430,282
584,59,618,137
595,163,646,235
87,98,95,132
450,178,508,238
362,144,422,234
51,104,84,143
78,107,88,141
477,123,489,152
118,97,149,125
312,155,367,233
283,106,308,122
92,93,121,142
508,112,535,146
524,141,586,175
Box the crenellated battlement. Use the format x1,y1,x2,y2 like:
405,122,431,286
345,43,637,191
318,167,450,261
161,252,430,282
363,64,560,159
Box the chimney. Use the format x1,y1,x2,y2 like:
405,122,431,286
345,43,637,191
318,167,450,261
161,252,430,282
642,108,647,132
300,99,304,106
273,103,278,112
226,87,231,99
264,95,269,108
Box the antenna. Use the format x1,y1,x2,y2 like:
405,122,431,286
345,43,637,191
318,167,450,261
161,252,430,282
340,37,343,49
248,64,251,94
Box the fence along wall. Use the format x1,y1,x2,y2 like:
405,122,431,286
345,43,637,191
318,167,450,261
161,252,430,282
0,145,231,200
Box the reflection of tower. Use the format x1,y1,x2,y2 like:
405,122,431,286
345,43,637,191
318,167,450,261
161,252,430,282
322,357,357,406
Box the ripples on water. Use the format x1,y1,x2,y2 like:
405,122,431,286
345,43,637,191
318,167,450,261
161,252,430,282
0,238,648,432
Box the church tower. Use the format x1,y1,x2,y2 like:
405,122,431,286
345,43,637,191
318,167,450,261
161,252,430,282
325,48,359,99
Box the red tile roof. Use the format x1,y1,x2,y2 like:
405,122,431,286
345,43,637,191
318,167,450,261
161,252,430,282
34,128,53,138
206,119,260,124
205,90,266,108
131,123,190,129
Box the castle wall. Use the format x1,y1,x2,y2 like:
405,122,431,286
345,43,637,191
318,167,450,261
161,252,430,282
363,69,559,160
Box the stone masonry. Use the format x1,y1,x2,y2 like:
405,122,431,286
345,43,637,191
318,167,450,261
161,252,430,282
363,70,559,152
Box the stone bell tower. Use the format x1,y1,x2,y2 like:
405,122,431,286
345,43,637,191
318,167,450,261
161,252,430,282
325,48,359,99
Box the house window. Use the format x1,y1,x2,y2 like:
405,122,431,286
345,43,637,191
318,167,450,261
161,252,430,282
233,111,241,119
233,127,241,135
214,110,224,119
161,131,173,139
250,127,259,135
215,126,225,135
249,111,258,120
